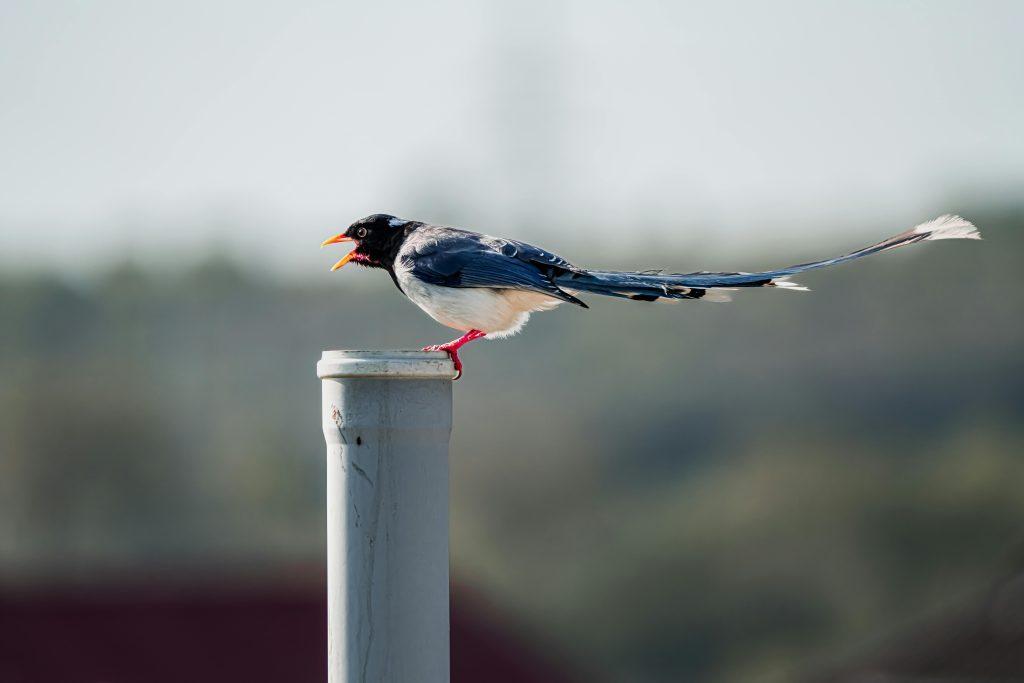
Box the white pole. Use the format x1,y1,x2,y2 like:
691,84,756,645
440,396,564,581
317,350,456,683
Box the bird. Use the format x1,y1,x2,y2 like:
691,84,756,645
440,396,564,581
322,213,980,379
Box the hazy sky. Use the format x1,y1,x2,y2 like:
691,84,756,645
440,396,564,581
1,0,1021,274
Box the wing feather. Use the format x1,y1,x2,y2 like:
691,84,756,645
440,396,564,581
403,229,587,307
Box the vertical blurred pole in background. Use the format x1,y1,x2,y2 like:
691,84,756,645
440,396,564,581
318,351,456,683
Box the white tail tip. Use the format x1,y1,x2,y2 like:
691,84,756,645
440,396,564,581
912,214,981,241
772,279,810,292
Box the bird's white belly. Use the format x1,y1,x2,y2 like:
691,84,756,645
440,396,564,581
396,267,562,337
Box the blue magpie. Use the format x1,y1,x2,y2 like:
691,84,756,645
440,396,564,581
322,214,980,378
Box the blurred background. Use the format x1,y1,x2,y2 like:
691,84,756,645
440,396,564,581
2,1,1023,681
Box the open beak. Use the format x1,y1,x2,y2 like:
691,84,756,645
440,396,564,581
321,233,356,271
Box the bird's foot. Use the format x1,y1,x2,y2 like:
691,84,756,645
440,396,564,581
422,329,486,380
423,342,465,379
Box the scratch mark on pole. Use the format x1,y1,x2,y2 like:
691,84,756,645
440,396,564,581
330,404,348,445
350,461,374,487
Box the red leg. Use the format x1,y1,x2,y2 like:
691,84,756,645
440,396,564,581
422,329,486,380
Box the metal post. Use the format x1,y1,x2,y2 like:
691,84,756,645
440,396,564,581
317,350,456,683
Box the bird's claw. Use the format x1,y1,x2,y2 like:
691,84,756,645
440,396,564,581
422,344,463,380
421,329,483,381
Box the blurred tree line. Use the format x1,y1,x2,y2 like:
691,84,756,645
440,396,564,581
1,206,1022,681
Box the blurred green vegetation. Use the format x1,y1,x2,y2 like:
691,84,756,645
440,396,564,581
1,207,1022,681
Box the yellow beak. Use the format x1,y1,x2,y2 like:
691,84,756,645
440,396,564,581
322,233,356,271
330,251,356,271
321,233,353,247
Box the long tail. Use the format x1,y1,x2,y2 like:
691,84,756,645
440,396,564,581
556,215,980,302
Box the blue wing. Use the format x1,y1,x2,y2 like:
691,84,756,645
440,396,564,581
403,230,588,307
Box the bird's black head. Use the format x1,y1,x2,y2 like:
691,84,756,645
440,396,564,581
321,214,415,271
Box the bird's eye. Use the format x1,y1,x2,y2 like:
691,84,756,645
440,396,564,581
356,227,368,239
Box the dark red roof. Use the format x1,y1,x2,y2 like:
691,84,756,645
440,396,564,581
0,575,589,683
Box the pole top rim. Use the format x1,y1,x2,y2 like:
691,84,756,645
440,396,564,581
317,349,457,380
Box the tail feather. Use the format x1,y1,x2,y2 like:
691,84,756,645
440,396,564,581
911,214,981,241
555,215,979,303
